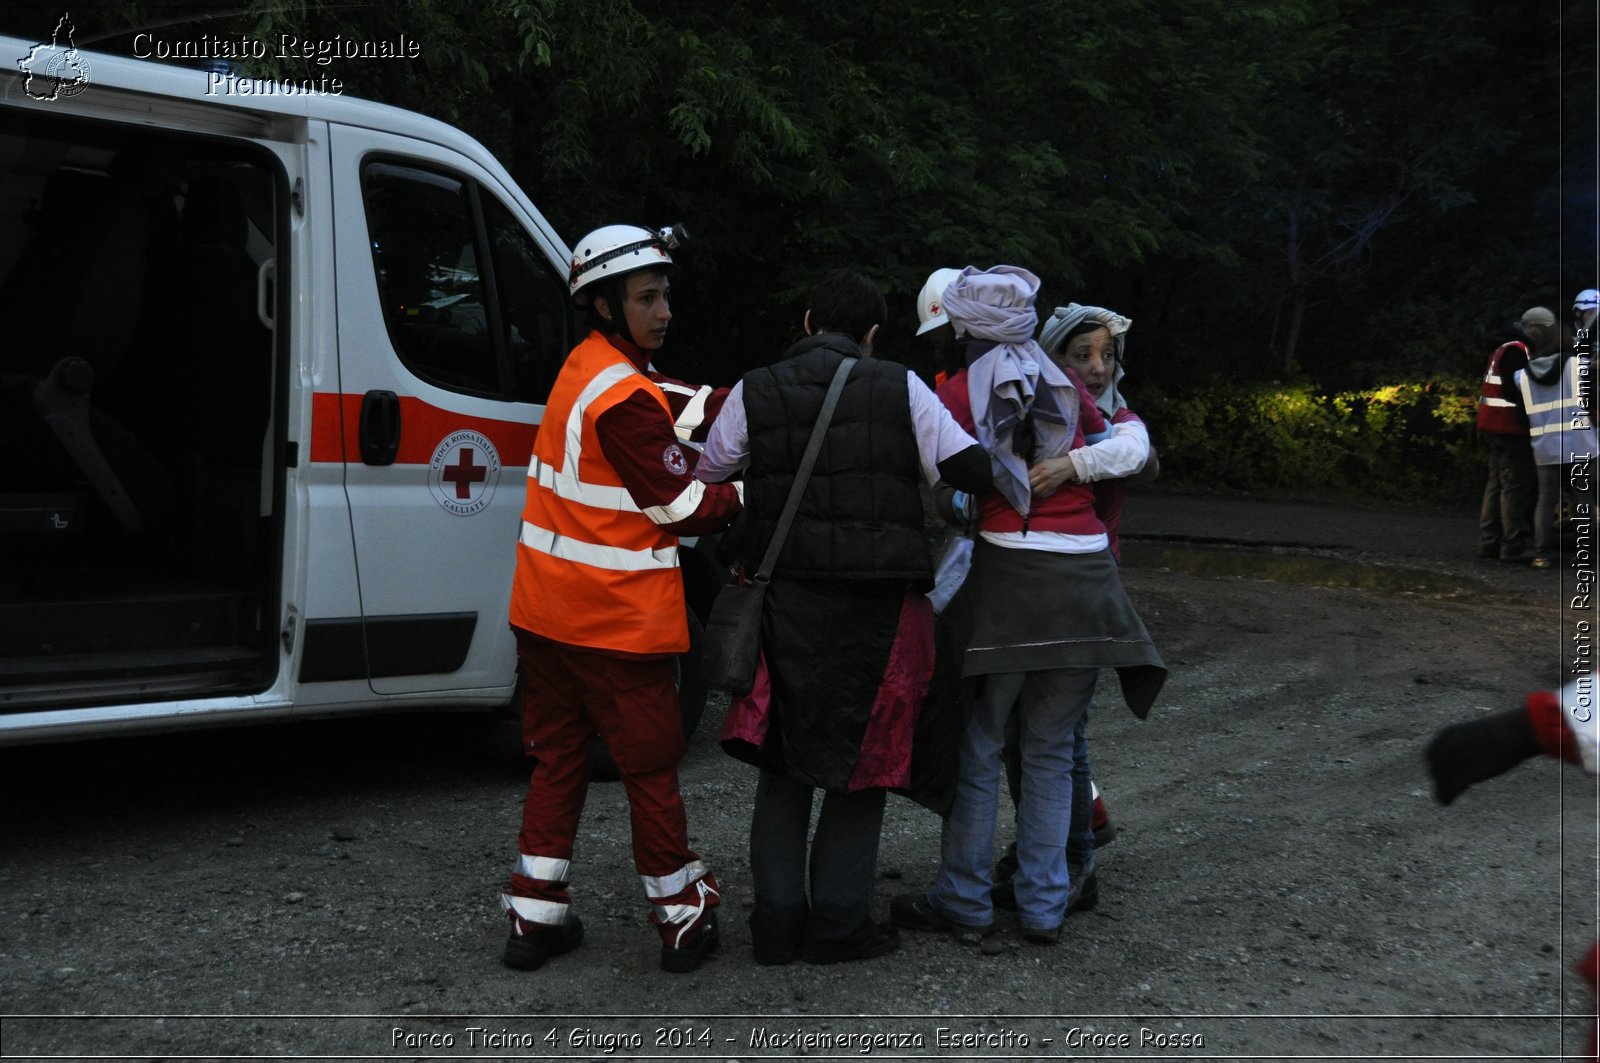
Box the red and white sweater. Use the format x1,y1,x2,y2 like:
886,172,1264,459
936,367,1109,549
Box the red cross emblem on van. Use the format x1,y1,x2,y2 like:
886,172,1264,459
428,430,501,516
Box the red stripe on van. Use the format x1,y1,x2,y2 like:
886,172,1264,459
310,392,537,467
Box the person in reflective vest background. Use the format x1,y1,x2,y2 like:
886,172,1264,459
1512,303,1596,570
1474,310,1541,562
501,223,741,974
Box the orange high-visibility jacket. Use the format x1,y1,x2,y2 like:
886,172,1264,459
510,332,687,655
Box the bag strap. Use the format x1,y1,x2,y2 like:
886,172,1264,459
752,355,857,583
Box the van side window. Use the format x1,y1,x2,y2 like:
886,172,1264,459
361,160,567,403
363,162,499,397
482,195,567,404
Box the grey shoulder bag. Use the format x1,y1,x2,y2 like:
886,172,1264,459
700,356,857,695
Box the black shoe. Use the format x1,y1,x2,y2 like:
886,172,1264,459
890,892,994,941
502,913,584,971
891,892,954,931
1069,871,1100,914
798,921,900,964
1021,923,1061,945
991,881,1017,912
951,922,997,946
749,910,805,966
661,910,719,973
752,941,795,965
993,841,1020,884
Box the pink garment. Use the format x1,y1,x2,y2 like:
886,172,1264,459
720,591,935,791
848,593,935,790
720,648,773,751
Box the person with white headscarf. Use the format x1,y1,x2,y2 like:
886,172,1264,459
891,267,1165,946
990,301,1158,917
1034,303,1158,557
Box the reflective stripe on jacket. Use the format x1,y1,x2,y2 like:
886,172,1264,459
510,332,687,655
1516,356,1597,466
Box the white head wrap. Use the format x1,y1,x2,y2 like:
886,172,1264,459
1038,303,1132,417
943,267,1079,516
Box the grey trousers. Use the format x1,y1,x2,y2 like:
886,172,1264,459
1479,433,1535,556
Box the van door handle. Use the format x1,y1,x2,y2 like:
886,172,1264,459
359,390,401,465
256,259,275,330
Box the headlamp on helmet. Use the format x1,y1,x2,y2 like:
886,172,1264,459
568,222,688,302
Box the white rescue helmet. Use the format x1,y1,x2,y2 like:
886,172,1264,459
915,267,964,336
567,222,687,303
1574,288,1599,314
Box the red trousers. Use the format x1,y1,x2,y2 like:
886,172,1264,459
505,630,713,931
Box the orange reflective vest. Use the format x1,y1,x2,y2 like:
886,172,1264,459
509,332,687,655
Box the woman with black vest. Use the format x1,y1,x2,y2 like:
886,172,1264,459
697,268,991,965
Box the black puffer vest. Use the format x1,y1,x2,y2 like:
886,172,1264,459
723,335,930,582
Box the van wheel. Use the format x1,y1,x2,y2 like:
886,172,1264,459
590,607,707,782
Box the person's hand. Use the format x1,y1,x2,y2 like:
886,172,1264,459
1134,443,1161,484
1028,456,1077,497
934,486,978,527
1425,707,1542,805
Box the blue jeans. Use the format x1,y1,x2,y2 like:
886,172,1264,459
930,667,1097,931
1066,710,1097,881
1533,462,1564,559
1003,687,1098,879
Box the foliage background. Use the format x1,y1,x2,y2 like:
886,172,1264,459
6,0,1594,504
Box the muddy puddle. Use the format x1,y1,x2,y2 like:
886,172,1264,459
1120,539,1478,596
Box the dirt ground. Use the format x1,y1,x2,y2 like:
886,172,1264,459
1,492,1594,1061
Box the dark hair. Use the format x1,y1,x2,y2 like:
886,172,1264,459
808,269,886,343
585,266,671,337
585,277,626,336
916,321,965,378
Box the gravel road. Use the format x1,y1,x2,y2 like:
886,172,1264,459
1,498,1593,1060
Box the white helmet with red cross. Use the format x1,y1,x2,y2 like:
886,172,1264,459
567,223,687,303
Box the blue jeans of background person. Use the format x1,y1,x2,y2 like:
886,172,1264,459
1533,462,1565,560
930,667,1097,932
1066,709,1097,881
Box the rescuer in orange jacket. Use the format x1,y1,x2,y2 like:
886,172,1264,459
501,223,741,974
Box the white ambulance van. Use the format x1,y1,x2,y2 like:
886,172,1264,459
0,35,717,744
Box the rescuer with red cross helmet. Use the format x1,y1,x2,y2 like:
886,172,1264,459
501,222,740,973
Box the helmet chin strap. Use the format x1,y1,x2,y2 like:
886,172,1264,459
596,287,648,353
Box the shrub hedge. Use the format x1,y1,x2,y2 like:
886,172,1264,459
1135,377,1482,507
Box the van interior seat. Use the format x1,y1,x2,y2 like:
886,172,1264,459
0,166,167,540
22,170,148,372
